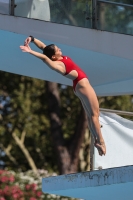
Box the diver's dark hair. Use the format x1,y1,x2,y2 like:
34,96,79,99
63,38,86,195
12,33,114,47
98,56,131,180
43,44,55,59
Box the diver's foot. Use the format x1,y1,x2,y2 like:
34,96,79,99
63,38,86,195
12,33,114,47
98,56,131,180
94,141,106,156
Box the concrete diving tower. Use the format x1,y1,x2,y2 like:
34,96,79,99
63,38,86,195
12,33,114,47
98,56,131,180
42,165,133,200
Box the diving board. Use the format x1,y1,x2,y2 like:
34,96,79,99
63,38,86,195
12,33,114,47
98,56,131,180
42,165,133,200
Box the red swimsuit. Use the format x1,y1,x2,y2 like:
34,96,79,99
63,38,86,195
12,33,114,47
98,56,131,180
59,56,88,91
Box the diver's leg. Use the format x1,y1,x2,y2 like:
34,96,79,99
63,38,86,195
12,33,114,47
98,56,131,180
75,79,106,156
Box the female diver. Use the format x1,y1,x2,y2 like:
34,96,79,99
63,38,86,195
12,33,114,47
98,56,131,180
20,36,106,156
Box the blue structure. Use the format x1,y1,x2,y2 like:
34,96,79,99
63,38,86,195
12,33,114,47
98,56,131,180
0,14,133,96
42,165,133,200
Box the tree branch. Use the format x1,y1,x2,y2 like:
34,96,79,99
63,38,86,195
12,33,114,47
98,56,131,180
0,144,18,166
21,130,26,144
12,132,38,173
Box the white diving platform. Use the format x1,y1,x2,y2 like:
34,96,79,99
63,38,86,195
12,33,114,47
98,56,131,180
42,165,133,200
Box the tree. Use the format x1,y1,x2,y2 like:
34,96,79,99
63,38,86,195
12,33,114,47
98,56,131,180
98,0,133,34
46,82,88,174
98,95,133,120
0,71,89,174
49,0,92,28
0,72,54,172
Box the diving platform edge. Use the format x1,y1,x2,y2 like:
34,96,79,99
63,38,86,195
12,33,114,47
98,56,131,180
42,165,133,200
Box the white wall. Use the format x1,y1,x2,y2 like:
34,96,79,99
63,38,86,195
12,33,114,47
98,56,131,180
94,112,133,169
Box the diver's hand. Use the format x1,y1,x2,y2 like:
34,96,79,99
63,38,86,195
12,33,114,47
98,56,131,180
24,37,31,46
20,45,31,53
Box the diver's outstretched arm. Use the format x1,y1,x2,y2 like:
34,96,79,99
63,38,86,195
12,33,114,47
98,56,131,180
20,45,65,74
24,36,46,50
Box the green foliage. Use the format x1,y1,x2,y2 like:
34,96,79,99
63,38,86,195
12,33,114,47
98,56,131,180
1,70,133,174
0,71,55,172
0,71,82,172
98,0,133,34
59,85,81,139
99,95,133,120
49,0,92,28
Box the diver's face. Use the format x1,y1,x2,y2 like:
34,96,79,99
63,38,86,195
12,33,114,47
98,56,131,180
52,46,62,60
55,46,62,55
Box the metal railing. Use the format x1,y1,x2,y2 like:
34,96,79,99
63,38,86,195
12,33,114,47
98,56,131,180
100,108,133,116
98,0,133,8
10,0,15,16
93,0,133,29
0,0,133,34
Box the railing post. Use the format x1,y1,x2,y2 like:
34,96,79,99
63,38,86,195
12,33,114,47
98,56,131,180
10,0,15,16
90,134,94,171
92,0,98,29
